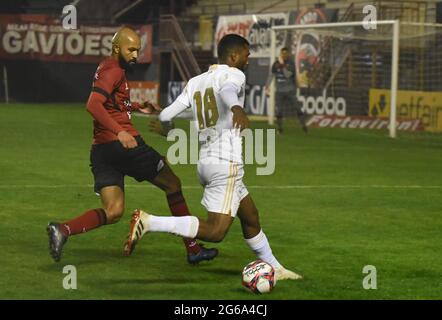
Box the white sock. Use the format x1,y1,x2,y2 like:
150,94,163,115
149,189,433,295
245,229,282,269
143,214,199,239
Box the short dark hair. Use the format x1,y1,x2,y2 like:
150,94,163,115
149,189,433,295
281,47,289,52
217,34,249,61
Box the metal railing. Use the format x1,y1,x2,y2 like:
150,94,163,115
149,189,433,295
159,14,201,81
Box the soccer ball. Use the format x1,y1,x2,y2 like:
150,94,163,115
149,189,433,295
242,260,275,294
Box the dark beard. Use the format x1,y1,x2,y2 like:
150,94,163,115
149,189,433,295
238,63,247,72
119,56,136,72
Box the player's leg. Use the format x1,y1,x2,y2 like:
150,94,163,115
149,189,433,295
151,163,202,244
275,91,284,134
289,92,308,133
122,138,217,263
196,212,234,242
237,194,303,281
125,209,233,244
61,185,123,232
46,186,124,262
192,160,237,242
124,166,235,251
97,186,125,223
47,142,126,262
237,194,282,268
237,194,261,239
149,164,219,263
124,160,238,255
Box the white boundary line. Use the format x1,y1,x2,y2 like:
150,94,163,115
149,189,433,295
0,185,441,189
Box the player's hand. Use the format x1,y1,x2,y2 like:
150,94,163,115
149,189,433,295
231,105,249,132
117,130,138,149
148,120,167,137
139,101,162,115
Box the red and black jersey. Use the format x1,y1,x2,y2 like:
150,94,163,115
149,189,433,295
87,57,142,144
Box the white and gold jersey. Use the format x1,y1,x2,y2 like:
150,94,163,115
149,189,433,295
159,64,249,215
176,64,246,163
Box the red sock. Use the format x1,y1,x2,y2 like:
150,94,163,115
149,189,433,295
59,208,107,236
167,191,201,254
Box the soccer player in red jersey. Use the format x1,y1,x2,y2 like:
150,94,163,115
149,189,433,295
46,27,218,264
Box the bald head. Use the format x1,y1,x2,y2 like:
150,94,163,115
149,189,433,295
111,27,141,66
112,27,139,47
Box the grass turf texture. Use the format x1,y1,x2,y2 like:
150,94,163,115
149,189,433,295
0,103,441,300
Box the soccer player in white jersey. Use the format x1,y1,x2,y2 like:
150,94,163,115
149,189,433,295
124,34,302,281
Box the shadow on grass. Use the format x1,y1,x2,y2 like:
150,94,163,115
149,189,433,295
38,247,128,270
197,267,240,277
102,277,191,285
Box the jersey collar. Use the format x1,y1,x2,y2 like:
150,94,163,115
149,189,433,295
208,64,229,72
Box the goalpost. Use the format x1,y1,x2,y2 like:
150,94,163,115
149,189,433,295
269,20,442,138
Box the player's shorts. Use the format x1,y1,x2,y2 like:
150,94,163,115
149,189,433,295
90,135,164,194
197,158,249,217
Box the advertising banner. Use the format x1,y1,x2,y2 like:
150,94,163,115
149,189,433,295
0,14,152,63
369,88,442,132
307,115,423,132
214,13,289,58
129,81,159,104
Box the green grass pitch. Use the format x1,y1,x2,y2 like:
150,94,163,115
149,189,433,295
0,103,441,299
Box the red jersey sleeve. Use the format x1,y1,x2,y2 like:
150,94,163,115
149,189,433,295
86,66,125,134
92,67,123,96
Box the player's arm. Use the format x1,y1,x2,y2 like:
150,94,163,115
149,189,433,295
231,105,249,131
282,60,294,79
132,101,162,114
219,73,249,131
265,62,276,95
87,92,123,133
159,100,188,122
149,85,190,137
87,68,137,148
148,100,187,136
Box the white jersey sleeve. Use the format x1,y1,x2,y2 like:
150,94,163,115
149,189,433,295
218,84,241,110
175,84,192,107
158,84,191,122
216,67,246,112
217,68,245,94
158,100,188,122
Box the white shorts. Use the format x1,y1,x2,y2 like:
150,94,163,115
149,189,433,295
197,159,249,217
